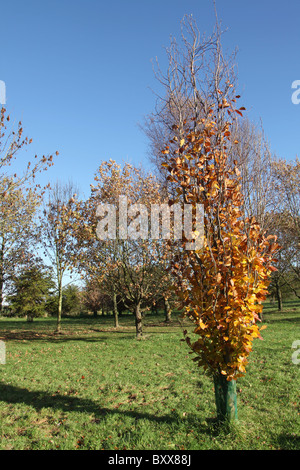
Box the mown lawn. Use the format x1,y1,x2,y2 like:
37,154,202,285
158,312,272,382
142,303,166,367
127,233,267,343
0,302,299,450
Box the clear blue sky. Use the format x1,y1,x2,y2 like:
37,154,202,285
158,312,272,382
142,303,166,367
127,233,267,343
1,0,300,198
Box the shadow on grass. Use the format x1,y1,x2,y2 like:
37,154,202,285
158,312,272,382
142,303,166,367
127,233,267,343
264,315,300,324
264,301,300,309
0,382,218,437
0,328,163,343
0,323,186,343
272,433,300,450
0,330,109,343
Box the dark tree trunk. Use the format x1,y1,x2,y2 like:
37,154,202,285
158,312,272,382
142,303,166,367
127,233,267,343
163,296,172,322
0,244,4,315
56,278,63,333
113,291,119,328
275,276,282,311
134,302,143,339
27,313,34,323
0,277,3,315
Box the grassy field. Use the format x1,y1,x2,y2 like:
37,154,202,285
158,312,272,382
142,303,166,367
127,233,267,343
0,300,299,450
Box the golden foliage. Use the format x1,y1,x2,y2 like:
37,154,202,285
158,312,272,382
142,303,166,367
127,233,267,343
162,95,279,381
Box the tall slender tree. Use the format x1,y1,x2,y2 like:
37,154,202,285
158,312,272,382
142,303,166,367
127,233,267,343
271,159,300,299
40,180,79,332
161,94,279,422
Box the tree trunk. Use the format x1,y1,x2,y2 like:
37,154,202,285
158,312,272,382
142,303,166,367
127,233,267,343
56,279,63,333
0,244,4,315
163,296,172,322
134,302,143,339
277,283,282,311
27,313,34,322
213,374,238,423
112,291,119,328
0,276,3,315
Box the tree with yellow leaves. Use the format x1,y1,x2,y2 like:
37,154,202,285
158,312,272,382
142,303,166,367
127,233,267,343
162,95,279,422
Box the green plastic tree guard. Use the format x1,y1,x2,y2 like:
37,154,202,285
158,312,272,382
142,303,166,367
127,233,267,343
213,374,238,422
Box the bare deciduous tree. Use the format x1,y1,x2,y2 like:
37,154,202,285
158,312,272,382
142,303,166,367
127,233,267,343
141,14,237,183
141,14,278,236
270,159,300,299
40,180,79,332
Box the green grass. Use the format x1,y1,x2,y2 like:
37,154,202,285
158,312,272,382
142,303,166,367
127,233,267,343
0,302,299,450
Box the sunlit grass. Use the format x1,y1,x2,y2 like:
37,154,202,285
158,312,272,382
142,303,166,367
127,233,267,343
0,302,299,450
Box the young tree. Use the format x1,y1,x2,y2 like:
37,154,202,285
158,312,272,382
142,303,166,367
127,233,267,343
75,161,171,337
115,239,168,338
161,95,279,423
0,178,40,312
0,107,57,311
62,284,82,316
73,194,122,328
81,278,104,317
271,159,300,299
40,180,79,332
8,264,55,322
144,14,280,422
